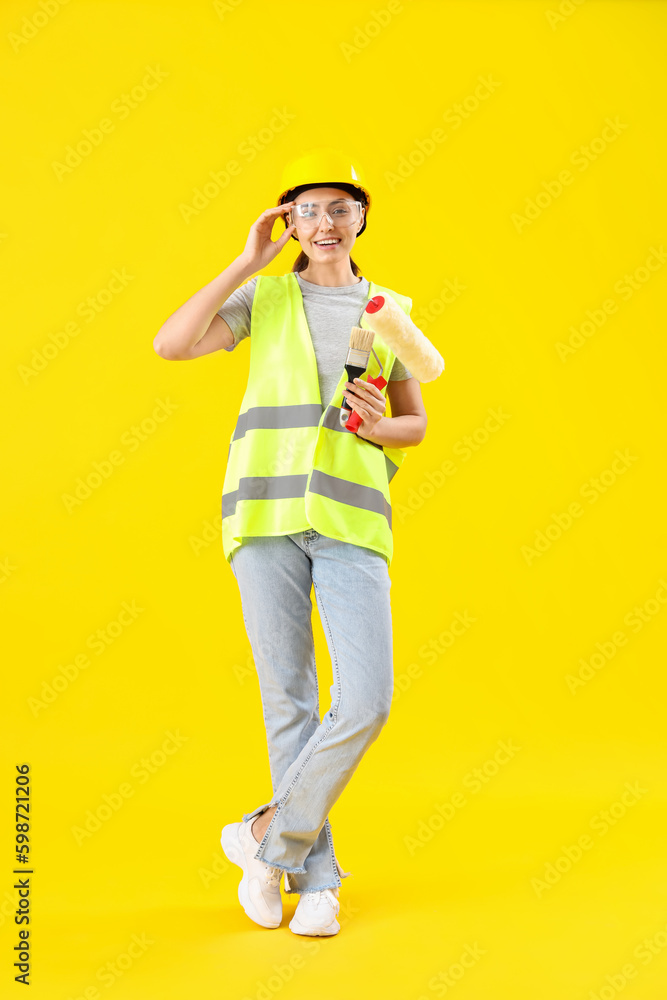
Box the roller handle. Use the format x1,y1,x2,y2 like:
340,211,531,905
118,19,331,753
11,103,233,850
344,374,388,434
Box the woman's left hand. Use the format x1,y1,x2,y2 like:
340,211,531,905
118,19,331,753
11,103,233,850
343,378,387,439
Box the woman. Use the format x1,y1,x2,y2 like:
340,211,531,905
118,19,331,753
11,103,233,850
154,148,428,937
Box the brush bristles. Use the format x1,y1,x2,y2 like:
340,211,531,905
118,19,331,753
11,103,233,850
348,327,375,351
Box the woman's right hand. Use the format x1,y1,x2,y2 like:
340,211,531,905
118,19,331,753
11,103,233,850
239,202,297,271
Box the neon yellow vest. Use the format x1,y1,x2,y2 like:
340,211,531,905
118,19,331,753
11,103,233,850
221,271,412,568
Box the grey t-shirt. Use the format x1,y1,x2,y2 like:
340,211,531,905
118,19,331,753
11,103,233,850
217,272,413,407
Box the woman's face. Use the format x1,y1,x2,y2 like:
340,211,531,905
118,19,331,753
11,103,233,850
291,186,365,262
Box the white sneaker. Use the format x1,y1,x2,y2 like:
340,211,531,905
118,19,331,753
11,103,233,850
289,887,340,936
220,817,283,928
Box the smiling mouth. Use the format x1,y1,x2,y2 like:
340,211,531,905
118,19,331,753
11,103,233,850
314,238,341,246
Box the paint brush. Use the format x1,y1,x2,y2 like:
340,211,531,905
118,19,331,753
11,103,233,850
340,327,387,432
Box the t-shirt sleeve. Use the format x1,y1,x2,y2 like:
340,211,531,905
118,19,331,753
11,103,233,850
389,356,413,381
216,276,258,351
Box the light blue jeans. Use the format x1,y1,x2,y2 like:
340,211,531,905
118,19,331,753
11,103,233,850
229,528,394,894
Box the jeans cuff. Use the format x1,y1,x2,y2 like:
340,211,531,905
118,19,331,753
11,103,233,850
242,800,279,823
285,878,342,895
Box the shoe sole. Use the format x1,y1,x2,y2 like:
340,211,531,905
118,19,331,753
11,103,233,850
220,823,281,929
289,915,340,936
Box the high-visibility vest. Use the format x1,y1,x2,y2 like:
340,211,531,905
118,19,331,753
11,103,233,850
221,271,412,568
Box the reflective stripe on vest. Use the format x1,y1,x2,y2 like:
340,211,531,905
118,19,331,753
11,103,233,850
223,469,392,524
232,403,322,440
221,272,412,567
224,404,400,487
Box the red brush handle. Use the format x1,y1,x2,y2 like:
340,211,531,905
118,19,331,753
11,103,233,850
344,374,388,434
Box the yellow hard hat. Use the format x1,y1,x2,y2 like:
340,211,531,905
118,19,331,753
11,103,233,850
277,147,371,240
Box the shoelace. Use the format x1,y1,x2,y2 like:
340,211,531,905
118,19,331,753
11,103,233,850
301,888,337,905
263,865,282,888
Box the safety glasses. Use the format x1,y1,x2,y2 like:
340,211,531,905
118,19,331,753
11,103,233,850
289,199,364,231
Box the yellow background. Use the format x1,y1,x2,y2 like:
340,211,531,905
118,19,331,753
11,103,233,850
2,0,666,996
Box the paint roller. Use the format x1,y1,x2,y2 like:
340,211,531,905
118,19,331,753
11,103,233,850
364,294,444,382
344,294,444,434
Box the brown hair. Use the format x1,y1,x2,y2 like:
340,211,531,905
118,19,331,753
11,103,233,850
291,251,362,277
